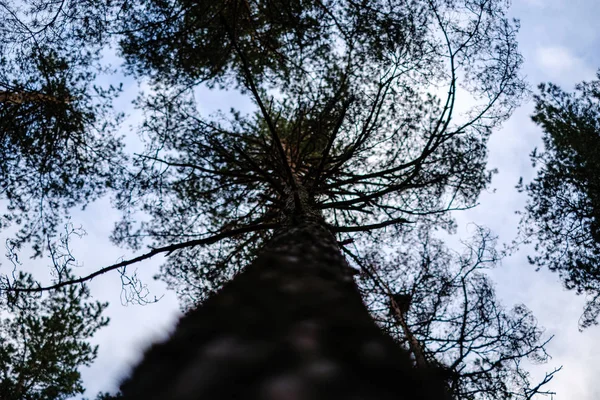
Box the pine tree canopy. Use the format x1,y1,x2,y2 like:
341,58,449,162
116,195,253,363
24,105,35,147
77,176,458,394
1,0,525,297
520,73,600,329
0,0,125,255
0,1,560,399
107,0,526,303
0,266,108,400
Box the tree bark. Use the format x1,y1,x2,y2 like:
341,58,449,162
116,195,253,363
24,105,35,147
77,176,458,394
0,90,71,104
390,296,429,370
119,218,449,399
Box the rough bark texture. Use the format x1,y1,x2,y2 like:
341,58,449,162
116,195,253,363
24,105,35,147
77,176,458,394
119,219,449,399
390,295,428,369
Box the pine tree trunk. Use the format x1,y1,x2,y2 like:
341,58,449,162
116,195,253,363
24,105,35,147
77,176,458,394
119,218,449,399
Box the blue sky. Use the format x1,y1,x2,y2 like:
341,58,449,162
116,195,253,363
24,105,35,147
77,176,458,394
457,0,600,398
3,0,599,398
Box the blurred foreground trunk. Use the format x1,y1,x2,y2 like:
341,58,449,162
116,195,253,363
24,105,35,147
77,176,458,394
119,218,449,399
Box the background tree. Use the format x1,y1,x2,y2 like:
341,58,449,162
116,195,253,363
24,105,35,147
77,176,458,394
0,225,108,399
0,0,124,255
0,4,119,392
519,72,600,329
352,226,560,399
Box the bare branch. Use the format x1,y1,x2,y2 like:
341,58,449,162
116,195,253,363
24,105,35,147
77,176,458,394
6,222,279,293
220,13,298,199
332,216,413,233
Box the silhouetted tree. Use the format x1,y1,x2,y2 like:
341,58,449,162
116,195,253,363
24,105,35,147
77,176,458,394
0,244,108,400
353,226,560,399
3,0,525,293
519,72,600,329
0,0,124,255
0,5,121,389
1,0,528,398
105,0,525,305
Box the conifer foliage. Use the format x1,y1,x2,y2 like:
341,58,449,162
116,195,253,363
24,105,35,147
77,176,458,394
110,0,525,303
0,0,548,399
520,73,600,329
0,0,124,255
0,271,108,400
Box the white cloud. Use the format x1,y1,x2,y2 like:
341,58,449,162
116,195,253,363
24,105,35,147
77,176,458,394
536,46,576,73
535,46,596,84
522,0,546,8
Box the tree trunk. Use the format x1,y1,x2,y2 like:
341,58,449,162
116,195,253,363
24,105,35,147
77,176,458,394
391,301,429,369
119,218,449,399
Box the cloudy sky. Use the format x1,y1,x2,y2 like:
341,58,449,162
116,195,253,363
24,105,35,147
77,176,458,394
4,0,600,398
458,0,600,398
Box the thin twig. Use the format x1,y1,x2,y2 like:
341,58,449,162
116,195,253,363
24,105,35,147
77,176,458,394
7,222,279,293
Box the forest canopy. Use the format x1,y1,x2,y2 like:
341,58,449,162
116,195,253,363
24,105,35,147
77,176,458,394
520,73,600,330
0,0,574,399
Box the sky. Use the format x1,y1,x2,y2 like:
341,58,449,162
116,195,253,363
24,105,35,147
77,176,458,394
3,0,600,398
456,0,600,398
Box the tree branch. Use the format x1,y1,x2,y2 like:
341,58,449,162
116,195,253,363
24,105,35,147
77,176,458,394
221,13,299,200
6,222,279,293
311,95,353,192
332,216,413,233
0,90,72,104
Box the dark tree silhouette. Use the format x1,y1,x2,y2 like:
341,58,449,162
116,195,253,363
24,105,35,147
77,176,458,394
0,0,124,255
0,226,108,399
106,0,525,305
1,0,529,398
519,72,600,329
354,226,560,399
119,219,453,399
2,0,525,294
